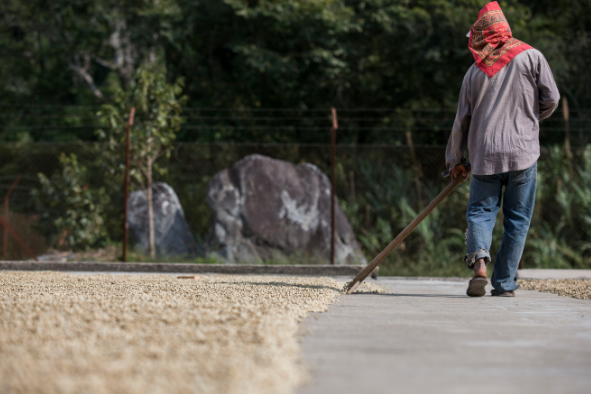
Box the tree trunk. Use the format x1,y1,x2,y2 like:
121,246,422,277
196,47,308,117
147,158,156,259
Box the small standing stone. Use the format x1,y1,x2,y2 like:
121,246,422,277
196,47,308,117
128,182,196,257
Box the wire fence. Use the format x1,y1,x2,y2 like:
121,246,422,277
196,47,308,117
2,105,591,146
0,141,590,274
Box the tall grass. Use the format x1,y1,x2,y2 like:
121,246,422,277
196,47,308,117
525,146,591,269
340,146,591,276
3,142,589,271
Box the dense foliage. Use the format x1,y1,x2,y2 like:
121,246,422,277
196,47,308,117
343,146,591,275
1,0,590,269
32,153,109,250
1,0,590,145
97,62,186,256
5,142,590,270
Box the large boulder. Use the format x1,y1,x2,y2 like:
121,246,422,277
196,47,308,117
128,182,197,257
207,154,366,264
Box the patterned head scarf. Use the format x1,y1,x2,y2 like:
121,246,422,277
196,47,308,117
468,1,532,77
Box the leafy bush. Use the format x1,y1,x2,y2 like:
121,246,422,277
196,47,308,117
525,146,591,268
97,62,186,258
12,142,591,271
32,153,109,251
339,158,479,276
342,147,591,275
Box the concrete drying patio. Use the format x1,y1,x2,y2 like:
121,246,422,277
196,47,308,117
299,278,591,394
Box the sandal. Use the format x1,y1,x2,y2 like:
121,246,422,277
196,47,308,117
491,290,515,297
466,277,488,297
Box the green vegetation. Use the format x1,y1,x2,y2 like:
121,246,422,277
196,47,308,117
527,147,591,269
341,147,591,275
1,0,590,146
6,142,589,273
97,62,186,257
1,0,589,272
32,153,109,251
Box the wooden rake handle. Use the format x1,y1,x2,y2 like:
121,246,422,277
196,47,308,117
345,176,463,294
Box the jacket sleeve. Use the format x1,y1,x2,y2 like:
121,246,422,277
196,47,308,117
537,53,560,120
443,69,472,177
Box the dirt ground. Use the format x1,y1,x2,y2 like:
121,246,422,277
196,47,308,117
518,279,591,300
0,272,384,394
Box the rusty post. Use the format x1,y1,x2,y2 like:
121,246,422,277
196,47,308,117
122,107,135,262
330,108,338,265
3,174,21,260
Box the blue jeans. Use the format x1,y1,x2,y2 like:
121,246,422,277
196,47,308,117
465,163,537,293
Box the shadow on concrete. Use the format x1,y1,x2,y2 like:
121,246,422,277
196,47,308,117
351,293,469,298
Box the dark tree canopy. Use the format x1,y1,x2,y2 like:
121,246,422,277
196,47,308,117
1,0,589,145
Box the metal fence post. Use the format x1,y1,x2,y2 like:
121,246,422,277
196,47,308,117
330,108,338,265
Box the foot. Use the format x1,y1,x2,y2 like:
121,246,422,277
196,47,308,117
466,277,488,297
472,258,487,279
491,290,515,297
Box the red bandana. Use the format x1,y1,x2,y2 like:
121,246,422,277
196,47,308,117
468,1,532,77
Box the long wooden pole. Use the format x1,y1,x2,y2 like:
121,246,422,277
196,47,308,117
122,107,135,262
3,174,21,259
346,176,463,294
330,108,338,265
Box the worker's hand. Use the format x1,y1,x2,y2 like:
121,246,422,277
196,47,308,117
450,164,470,183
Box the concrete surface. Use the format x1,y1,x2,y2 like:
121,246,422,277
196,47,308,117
517,269,591,280
299,278,591,394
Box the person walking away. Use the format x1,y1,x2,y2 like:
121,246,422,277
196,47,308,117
444,1,560,297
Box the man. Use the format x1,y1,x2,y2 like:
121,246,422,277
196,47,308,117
445,1,560,297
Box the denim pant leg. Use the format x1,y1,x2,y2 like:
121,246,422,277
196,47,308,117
465,173,503,269
491,163,537,293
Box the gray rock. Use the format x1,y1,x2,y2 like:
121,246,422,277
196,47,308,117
128,182,196,257
207,154,366,265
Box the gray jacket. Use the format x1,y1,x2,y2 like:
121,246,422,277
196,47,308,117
445,49,560,176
